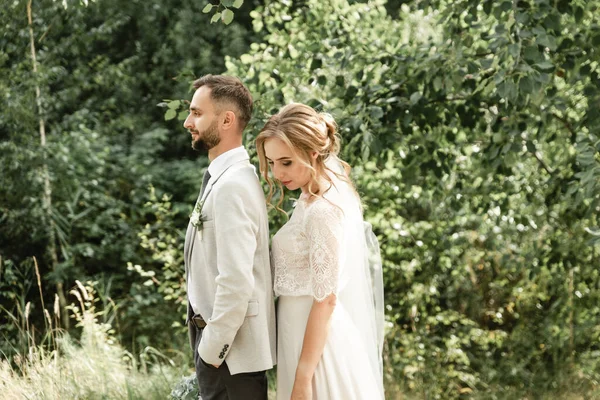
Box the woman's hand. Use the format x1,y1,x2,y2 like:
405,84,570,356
290,379,312,400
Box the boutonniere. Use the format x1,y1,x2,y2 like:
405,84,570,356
189,200,205,239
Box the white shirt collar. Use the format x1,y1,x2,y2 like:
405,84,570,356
207,146,249,179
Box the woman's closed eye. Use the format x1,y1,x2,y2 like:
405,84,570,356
267,160,292,167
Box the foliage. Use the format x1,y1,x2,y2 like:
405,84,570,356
2,0,600,397
129,186,191,337
0,0,260,355
203,0,245,25
222,0,600,397
0,281,183,400
169,374,200,400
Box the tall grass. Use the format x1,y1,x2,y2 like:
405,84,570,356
4,260,596,399
0,276,186,400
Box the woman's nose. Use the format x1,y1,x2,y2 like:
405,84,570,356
272,166,283,181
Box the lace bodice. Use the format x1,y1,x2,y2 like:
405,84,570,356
271,197,345,302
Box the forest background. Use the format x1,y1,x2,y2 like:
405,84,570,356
1,0,599,398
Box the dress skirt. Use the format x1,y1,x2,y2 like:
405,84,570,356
276,295,384,400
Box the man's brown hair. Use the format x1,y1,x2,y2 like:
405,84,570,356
193,74,253,130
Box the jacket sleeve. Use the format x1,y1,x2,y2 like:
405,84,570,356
197,179,259,366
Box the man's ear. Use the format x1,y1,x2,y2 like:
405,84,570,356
221,110,236,130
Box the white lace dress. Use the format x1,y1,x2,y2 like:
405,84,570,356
272,196,384,400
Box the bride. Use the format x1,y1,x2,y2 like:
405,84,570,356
255,103,385,400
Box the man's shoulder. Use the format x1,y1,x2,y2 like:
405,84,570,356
213,162,262,197
226,159,256,175
219,162,258,185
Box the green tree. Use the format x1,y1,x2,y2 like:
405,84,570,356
0,0,261,355
220,0,600,396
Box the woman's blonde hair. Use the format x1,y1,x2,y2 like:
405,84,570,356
255,103,357,212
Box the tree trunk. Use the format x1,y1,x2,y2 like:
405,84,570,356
27,0,69,329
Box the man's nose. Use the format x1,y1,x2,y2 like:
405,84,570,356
183,114,192,130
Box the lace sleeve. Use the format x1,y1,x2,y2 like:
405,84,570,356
305,200,344,302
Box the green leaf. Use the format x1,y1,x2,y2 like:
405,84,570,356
480,58,494,69
536,33,558,51
523,46,541,62
167,100,180,109
543,14,561,32
526,140,536,153
221,0,235,6
574,6,584,23
211,12,221,24
202,4,213,13
222,9,234,25
240,54,253,64
361,143,370,161
232,0,244,8
165,109,176,121
519,29,533,39
508,44,519,58
483,0,492,14
515,12,529,24
344,86,359,103
287,45,299,59
370,106,384,120
433,76,443,91
410,92,422,105
534,61,554,72
499,1,512,12
519,76,533,93
496,80,516,99
178,110,188,121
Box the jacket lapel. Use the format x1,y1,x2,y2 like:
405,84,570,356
185,149,251,277
199,150,250,203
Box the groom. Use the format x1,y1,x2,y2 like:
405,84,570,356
182,74,276,399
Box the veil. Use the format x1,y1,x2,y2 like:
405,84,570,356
323,156,385,394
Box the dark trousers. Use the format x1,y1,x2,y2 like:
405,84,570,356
190,324,268,400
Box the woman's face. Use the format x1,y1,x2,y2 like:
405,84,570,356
263,137,314,193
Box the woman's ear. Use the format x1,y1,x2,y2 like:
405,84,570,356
311,151,319,160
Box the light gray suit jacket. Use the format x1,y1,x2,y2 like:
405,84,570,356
184,147,276,375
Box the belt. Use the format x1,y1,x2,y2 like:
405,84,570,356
191,315,207,330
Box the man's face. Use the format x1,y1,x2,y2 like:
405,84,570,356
183,86,221,151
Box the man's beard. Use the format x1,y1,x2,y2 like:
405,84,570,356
191,120,220,151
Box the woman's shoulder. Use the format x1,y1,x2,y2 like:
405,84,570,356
301,195,344,224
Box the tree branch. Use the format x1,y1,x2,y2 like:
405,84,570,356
532,150,554,175
27,0,69,330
